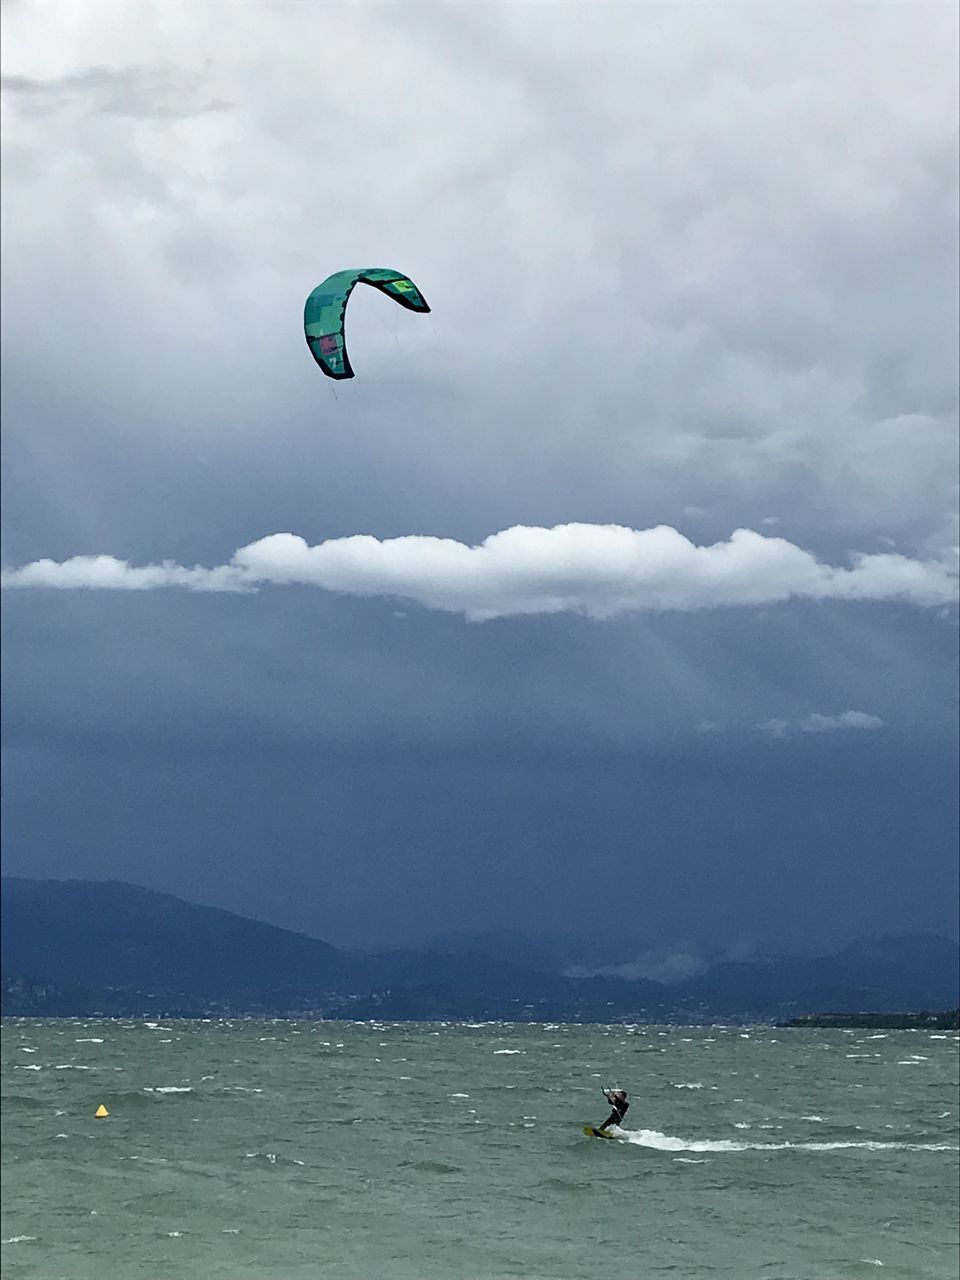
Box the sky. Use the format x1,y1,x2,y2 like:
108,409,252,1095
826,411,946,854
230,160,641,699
1,0,957,956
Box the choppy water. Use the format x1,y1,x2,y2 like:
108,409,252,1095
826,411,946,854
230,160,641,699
2,1018,958,1279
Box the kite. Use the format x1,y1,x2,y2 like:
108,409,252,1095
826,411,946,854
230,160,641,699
303,268,430,379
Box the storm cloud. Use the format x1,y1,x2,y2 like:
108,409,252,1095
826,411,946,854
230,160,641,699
1,0,957,951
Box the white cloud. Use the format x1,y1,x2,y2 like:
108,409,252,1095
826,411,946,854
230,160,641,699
800,710,886,733
758,709,887,738
3,523,956,621
0,554,248,593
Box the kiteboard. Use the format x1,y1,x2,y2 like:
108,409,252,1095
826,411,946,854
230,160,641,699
583,1125,616,1139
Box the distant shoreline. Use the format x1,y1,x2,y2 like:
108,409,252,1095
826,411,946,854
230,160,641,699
777,1011,959,1030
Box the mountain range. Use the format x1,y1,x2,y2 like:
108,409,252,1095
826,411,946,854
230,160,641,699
2,877,957,1022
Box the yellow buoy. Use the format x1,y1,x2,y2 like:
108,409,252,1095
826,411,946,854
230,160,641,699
95,1104,109,1118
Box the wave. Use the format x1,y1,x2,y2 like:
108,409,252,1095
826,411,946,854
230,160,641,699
26,1088,199,1112
398,1159,463,1175
613,1126,959,1154
1,1094,48,1111
242,1152,305,1168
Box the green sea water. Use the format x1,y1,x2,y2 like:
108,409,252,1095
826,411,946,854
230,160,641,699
2,1018,958,1279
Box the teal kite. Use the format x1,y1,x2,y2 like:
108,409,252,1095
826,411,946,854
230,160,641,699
304,268,430,379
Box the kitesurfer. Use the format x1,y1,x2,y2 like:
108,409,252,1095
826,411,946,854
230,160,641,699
598,1087,629,1132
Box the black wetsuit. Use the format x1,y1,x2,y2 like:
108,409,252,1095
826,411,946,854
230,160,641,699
599,1092,629,1131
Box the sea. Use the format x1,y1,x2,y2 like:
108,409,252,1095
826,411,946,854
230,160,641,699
2,1018,958,1279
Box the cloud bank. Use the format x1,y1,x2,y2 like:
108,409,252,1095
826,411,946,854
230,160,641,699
3,523,956,621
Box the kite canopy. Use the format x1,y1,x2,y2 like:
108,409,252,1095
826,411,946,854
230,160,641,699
303,268,430,379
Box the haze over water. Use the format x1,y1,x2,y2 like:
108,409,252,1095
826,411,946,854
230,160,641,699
2,1018,958,1279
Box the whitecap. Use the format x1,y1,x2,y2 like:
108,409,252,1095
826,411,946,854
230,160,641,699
2,1236,38,1244
450,1092,469,1099
802,1115,824,1122
76,1038,104,1044
493,1049,523,1055
153,1086,193,1094
17,1047,37,1053
15,1064,42,1071
672,1082,704,1090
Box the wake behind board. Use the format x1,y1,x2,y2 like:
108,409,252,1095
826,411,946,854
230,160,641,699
583,1126,616,1139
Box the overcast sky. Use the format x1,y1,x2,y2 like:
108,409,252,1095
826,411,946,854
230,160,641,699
2,0,957,954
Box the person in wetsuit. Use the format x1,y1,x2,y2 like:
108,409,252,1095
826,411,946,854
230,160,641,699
598,1087,629,1132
